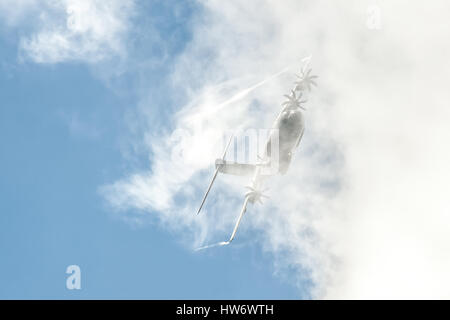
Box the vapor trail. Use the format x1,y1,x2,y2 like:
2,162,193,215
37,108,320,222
215,66,292,110
195,241,230,251
188,64,297,122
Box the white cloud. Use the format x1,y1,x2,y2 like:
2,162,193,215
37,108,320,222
105,0,450,299
0,0,135,63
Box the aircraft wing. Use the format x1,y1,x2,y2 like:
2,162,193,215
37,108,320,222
197,135,234,215
227,195,250,243
195,194,250,250
197,167,220,215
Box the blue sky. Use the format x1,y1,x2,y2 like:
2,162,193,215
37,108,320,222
0,0,302,299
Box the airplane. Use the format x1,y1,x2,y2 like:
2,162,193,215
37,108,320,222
196,66,318,249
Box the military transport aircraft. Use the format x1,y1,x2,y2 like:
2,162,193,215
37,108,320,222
196,66,318,249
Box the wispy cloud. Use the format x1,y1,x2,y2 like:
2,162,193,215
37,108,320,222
102,0,450,299
0,0,135,64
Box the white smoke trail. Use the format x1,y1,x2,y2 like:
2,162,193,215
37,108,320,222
195,241,230,251
198,63,298,118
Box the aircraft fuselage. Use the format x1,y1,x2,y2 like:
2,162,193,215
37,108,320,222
266,107,305,174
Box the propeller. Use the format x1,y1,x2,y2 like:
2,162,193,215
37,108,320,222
244,186,270,205
282,90,307,110
294,68,318,92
